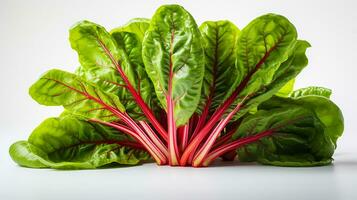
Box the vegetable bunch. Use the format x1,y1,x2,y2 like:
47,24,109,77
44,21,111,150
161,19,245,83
9,4,344,169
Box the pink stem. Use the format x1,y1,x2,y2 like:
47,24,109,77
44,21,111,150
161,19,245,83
192,102,243,167
212,128,236,149
90,118,166,164
190,99,212,141
201,129,275,167
139,121,168,157
180,44,277,166
178,123,189,152
98,40,168,142
167,95,179,165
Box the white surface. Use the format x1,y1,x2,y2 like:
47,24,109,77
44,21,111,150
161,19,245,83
1,139,356,200
1,0,357,199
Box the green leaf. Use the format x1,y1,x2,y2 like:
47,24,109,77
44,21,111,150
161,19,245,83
9,141,50,168
261,90,343,145
290,86,332,99
142,5,205,126
234,93,344,166
29,69,124,121
110,30,158,118
229,14,298,99
70,20,132,93
198,20,240,113
9,116,150,169
110,18,150,42
276,79,295,97
232,40,310,120
70,20,153,119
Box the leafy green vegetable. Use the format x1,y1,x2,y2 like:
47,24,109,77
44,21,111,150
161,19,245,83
9,116,150,169
234,90,343,166
290,86,332,98
198,20,240,113
10,4,344,169
110,18,150,42
29,69,124,121
142,4,205,127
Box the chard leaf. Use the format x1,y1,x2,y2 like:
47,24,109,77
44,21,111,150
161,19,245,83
110,30,158,118
29,69,124,121
110,18,150,42
234,93,343,166
263,92,344,146
229,14,297,98
69,20,129,94
142,5,205,126
199,20,240,113
70,21,154,119
9,116,150,169
290,86,332,98
276,79,295,97
232,40,310,119
215,14,300,120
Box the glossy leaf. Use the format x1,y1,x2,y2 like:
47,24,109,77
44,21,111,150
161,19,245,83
232,40,310,120
70,20,154,119
198,20,240,113
227,14,297,100
70,20,131,93
110,18,150,42
110,30,157,117
142,4,205,126
29,69,124,121
268,90,344,146
276,79,295,97
9,116,150,169
234,93,343,166
290,86,331,99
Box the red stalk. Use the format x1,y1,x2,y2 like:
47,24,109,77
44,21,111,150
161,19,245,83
190,98,212,141
90,117,167,165
212,128,237,149
167,94,179,165
178,123,189,152
49,78,167,164
109,141,145,150
119,112,167,165
139,121,168,157
97,40,168,142
192,102,243,167
180,88,242,165
180,45,275,166
90,119,135,136
201,129,275,166
165,29,180,166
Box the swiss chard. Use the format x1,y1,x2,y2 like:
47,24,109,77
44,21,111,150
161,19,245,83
10,4,344,169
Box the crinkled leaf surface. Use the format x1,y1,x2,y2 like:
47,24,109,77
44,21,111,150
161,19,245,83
198,20,240,113
228,14,297,98
29,69,124,121
212,14,301,120
233,91,343,166
290,86,331,99
110,18,150,42
70,20,155,119
110,30,158,117
232,40,310,119
142,5,205,126
9,116,150,169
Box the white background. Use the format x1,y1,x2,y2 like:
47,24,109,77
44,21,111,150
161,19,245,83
0,0,356,199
